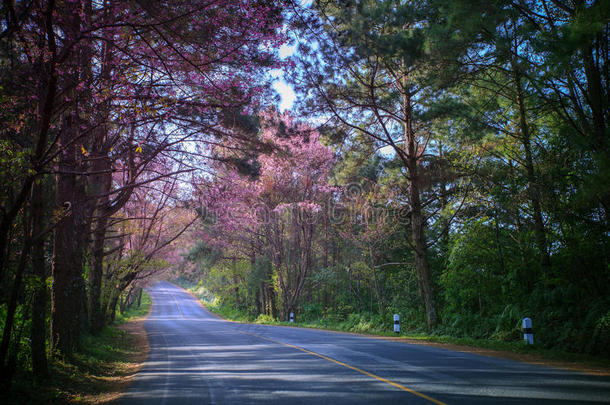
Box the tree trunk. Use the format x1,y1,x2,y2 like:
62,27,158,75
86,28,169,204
0,185,32,284
0,1,58,283
0,234,30,374
120,294,126,315
581,43,607,150
409,181,438,329
512,61,551,273
87,16,114,333
109,292,119,323
126,287,136,310
368,244,384,316
89,213,107,333
88,160,110,333
438,142,450,257
493,206,507,277
30,180,49,380
232,257,240,308
51,115,87,356
403,91,438,330
259,284,266,315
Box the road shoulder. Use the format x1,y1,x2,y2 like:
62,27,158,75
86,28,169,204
178,281,610,378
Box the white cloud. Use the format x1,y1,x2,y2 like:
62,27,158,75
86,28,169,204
272,79,296,112
279,43,297,59
269,69,283,79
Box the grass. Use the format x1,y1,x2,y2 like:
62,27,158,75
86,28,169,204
114,293,152,324
2,291,151,404
190,291,610,373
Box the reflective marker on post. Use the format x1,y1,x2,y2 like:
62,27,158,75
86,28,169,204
522,317,533,345
393,314,400,334
290,312,294,323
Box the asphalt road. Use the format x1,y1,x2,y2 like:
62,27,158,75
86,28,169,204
120,281,610,404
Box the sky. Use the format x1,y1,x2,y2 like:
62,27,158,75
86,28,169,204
271,42,297,111
270,31,395,157
270,0,316,112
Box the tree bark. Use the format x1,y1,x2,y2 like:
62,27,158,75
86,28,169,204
232,257,240,307
108,290,120,323
0,231,30,375
403,91,438,330
512,61,551,273
51,115,87,356
89,211,108,332
30,179,49,380
259,284,266,315
87,9,115,333
0,0,57,282
581,43,607,150
87,148,111,333
438,142,450,257
120,291,128,314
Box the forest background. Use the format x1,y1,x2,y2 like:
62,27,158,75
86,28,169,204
0,0,608,392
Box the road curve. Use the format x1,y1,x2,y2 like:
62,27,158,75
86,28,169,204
120,281,610,404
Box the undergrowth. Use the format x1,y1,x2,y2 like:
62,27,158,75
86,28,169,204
190,286,610,369
1,291,151,404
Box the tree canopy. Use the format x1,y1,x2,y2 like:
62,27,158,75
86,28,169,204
0,0,608,392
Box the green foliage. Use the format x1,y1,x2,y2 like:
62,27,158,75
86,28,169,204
114,291,152,324
190,280,217,304
338,313,387,333
442,219,511,317
185,0,610,358
255,313,276,324
1,305,150,404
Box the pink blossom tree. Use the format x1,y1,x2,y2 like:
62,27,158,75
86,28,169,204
196,112,335,319
102,168,198,323
0,0,287,362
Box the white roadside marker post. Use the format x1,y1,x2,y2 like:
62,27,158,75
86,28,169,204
394,314,400,334
522,317,534,345
290,312,294,323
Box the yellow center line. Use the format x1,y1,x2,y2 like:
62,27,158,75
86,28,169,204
171,294,185,318
180,289,446,404
244,332,448,405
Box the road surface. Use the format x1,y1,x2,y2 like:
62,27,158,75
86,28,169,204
120,281,610,404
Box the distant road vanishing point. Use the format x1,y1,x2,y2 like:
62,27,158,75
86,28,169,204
120,281,610,404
